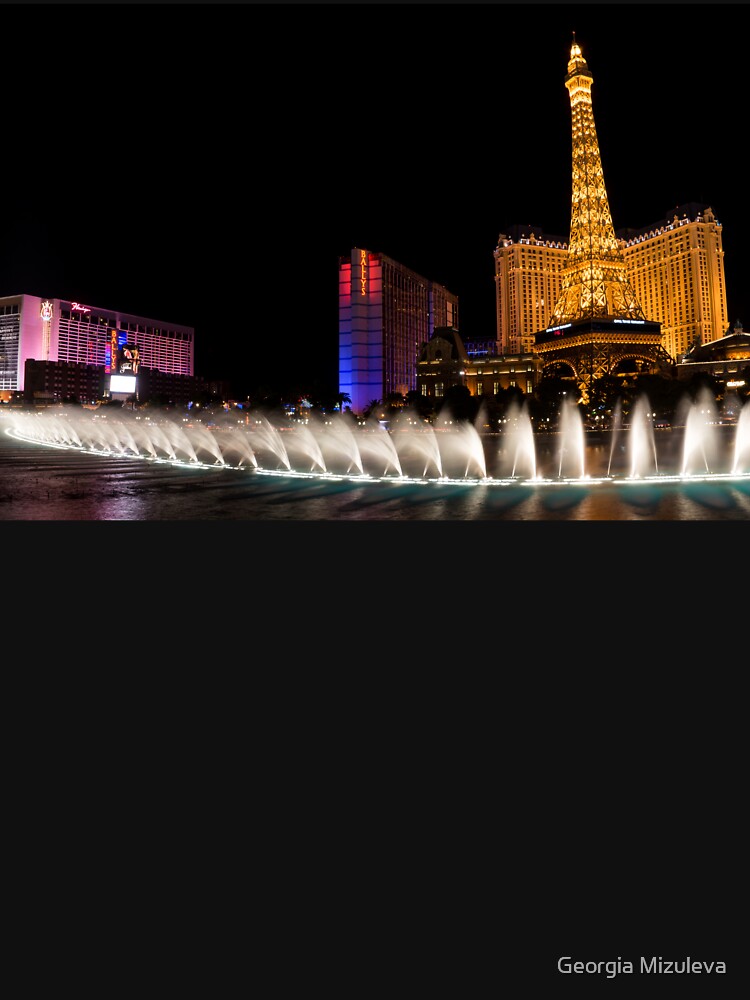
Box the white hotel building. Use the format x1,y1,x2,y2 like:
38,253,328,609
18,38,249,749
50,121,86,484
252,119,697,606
0,293,194,398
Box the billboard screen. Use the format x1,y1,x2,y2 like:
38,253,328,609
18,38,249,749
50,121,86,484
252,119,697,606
106,331,139,374
117,344,140,375
110,374,137,394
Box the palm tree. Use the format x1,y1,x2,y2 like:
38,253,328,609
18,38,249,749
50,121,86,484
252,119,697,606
363,399,383,420
335,391,352,413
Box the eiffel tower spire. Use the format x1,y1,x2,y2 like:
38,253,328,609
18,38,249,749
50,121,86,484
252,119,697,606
548,36,645,326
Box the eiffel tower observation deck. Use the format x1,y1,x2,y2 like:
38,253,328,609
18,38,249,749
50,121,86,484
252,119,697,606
534,36,673,402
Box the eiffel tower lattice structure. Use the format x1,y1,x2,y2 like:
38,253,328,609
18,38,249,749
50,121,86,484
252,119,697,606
534,37,673,402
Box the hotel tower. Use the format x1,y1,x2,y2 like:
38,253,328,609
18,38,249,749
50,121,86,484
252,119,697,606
338,248,458,415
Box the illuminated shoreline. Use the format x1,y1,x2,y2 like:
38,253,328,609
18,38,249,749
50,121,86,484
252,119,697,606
7,426,750,489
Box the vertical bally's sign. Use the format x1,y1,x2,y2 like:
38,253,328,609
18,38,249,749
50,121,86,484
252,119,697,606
360,249,367,296
106,328,119,374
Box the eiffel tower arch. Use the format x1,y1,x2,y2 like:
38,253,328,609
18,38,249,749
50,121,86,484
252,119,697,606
535,320,674,402
534,37,673,404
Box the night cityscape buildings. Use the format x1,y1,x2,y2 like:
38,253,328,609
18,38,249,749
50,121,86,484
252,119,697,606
340,37,740,413
1,35,745,414
0,293,213,407
0,294,194,393
495,205,728,365
501,37,730,395
415,328,541,406
337,249,459,415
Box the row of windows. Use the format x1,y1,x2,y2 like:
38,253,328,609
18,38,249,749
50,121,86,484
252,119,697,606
59,311,111,325
497,239,719,271
424,378,536,399
58,311,192,341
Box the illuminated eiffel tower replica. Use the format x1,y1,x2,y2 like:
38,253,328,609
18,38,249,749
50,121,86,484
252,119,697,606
533,36,673,403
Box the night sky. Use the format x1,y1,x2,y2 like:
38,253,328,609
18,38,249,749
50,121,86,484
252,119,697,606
2,2,748,397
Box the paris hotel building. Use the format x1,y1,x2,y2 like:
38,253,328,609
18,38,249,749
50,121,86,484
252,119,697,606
494,203,729,362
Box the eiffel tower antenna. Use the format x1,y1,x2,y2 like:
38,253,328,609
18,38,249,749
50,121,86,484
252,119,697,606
547,37,645,326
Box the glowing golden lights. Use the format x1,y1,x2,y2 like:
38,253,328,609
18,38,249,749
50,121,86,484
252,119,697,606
548,39,645,326
360,249,367,296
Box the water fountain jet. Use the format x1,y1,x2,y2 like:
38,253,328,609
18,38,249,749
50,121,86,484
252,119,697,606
732,403,750,474
498,401,536,479
681,387,720,476
4,398,750,491
628,396,659,479
558,398,586,480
